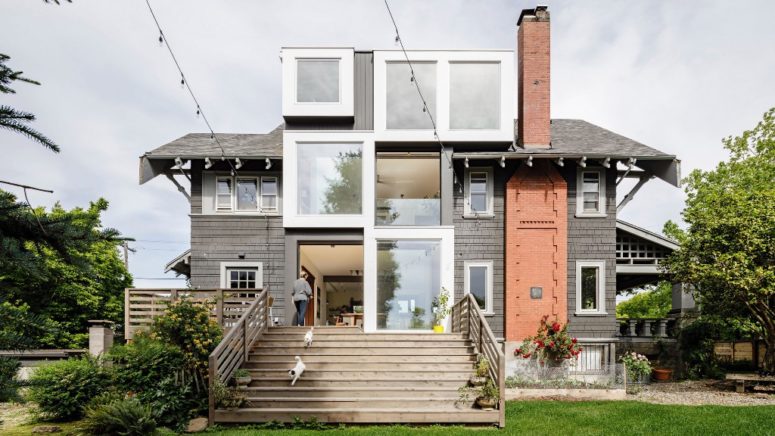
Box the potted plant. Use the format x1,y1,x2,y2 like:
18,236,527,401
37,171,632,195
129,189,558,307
432,287,451,333
652,368,673,381
234,368,251,387
620,351,652,384
470,354,489,386
213,380,247,410
475,379,499,410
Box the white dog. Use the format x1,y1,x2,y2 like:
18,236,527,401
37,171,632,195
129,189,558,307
289,356,306,386
304,327,314,348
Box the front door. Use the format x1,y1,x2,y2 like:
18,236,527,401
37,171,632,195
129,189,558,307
299,243,364,327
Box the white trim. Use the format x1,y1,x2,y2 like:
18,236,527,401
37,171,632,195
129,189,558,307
219,262,264,289
207,172,281,216
575,260,607,316
576,168,607,218
464,260,494,315
260,176,280,213
616,264,661,275
215,176,234,211
282,131,375,228
616,220,679,251
464,166,494,217
373,50,514,142
281,48,354,117
363,226,455,333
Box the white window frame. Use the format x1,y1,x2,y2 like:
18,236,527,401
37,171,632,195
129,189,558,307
215,176,234,211
220,262,264,289
464,260,494,315
260,176,279,213
235,176,260,212
373,50,514,142
575,260,607,316
576,168,607,218
464,167,494,217
281,48,354,117
448,61,502,130
282,131,375,228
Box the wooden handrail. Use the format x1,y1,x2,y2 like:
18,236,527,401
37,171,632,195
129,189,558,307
451,293,506,428
207,288,269,424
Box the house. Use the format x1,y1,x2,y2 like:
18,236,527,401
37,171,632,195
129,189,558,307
133,5,681,425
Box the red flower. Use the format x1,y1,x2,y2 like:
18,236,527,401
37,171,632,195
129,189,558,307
523,353,531,359
549,341,555,348
552,322,561,332
514,348,522,355
571,338,577,344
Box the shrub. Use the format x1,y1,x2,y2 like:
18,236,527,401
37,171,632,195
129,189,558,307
620,351,652,381
150,298,222,376
83,398,157,436
0,357,21,402
27,356,111,420
514,315,582,362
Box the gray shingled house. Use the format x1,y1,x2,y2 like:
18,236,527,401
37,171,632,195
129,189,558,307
131,5,683,426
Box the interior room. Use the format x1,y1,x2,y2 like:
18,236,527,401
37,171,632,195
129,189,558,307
298,244,364,327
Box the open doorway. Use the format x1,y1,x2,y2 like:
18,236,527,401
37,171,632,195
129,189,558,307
299,244,364,327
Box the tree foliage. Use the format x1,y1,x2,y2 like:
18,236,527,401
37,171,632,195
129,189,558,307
0,193,131,349
662,108,775,372
616,282,672,319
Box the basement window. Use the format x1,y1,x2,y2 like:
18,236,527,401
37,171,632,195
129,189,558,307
576,169,606,217
575,260,606,315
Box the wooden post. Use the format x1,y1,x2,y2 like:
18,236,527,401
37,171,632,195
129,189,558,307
498,349,506,428
216,289,224,328
243,320,249,361
171,289,179,302
124,289,131,340
208,354,216,425
479,317,484,355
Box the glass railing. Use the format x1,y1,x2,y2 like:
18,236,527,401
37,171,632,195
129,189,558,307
375,198,440,226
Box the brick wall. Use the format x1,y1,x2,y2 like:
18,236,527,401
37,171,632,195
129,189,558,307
504,161,567,341
517,8,551,148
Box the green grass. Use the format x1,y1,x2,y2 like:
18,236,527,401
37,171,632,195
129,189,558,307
202,401,775,436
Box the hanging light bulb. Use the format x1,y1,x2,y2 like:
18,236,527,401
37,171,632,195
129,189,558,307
410,75,414,82
526,156,534,167
204,157,213,169
265,158,272,170
196,107,200,118
235,158,243,170
394,35,400,46
158,33,164,46
180,75,185,88
499,156,506,168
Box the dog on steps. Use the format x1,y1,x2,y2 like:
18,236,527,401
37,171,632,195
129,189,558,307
289,356,306,386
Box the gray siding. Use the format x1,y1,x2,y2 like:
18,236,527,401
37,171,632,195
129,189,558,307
284,52,374,131
453,161,511,339
564,166,618,338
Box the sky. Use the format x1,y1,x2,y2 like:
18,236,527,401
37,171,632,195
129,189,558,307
1,0,774,289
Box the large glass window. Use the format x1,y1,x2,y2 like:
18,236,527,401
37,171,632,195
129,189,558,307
375,153,440,226
386,62,436,129
377,240,441,330
297,143,362,215
296,59,340,103
449,62,500,129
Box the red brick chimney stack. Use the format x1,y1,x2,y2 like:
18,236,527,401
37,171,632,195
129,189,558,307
517,5,551,149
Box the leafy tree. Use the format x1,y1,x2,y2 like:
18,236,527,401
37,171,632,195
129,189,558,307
616,281,672,319
323,151,362,214
662,108,775,372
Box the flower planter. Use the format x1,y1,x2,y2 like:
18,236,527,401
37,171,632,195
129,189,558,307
652,368,673,382
469,375,487,387
235,376,252,387
475,397,497,410
433,325,444,334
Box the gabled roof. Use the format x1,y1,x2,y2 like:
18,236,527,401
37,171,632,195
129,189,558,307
616,219,679,251
144,124,284,160
165,249,191,278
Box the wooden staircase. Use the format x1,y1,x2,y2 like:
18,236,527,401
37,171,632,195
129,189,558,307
212,326,500,425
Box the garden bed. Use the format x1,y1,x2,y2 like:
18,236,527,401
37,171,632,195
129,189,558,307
506,388,626,400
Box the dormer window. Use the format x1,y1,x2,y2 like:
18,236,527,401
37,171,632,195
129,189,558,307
282,48,354,118
296,59,340,103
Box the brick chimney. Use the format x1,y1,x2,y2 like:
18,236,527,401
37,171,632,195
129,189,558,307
517,6,551,148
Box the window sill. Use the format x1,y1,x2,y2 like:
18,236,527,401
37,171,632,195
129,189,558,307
574,312,609,317
574,212,607,219
462,213,494,220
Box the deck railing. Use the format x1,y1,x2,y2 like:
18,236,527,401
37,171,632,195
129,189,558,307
617,317,677,338
208,288,269,424
451,293,506,428
124,288,264,339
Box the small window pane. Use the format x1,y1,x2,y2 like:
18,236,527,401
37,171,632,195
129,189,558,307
471,193,487,213
450,63,500,129
469,172,488,213
230,271,238,281
236,179,258,211
217,179,232,209
469,266,488,311
297,59,339,103
261,178,278,211
226,267,258,290
581,267,598,310
386,62,436,129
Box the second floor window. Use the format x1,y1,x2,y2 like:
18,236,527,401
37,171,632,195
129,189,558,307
576,169,606,217
296,59,340,103
465,167,493,217
449,62,500,129
216,176,278,213
297,143,363,215
386,61,437,129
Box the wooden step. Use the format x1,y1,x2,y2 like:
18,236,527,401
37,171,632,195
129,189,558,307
268,327,361,333
245,354,476,363
243,361,476,371
254,340,471,348
246,378,467,388
246,369,473,379
238,386,461,399
262,333,465,341
214,407,500,424
250,346,474,356
242,397,469,409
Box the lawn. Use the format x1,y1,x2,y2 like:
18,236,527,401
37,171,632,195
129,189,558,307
203,401,775,436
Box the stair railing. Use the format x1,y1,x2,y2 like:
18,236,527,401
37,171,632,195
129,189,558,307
451,293,506,428
208,288,269,424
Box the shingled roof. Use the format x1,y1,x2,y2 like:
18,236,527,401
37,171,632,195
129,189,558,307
143,124,284,159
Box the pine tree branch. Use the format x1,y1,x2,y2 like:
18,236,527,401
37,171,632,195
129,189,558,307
0,106,60,152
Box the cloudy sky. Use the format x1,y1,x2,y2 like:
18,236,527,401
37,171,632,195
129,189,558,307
2,0,774,288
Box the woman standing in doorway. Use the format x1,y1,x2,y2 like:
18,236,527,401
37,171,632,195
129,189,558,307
292,272,312,326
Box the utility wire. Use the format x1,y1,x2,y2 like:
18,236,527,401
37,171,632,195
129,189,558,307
383,0,462,191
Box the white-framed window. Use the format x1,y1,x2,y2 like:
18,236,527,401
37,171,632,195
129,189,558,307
386,61,437,130
449,62,501,130
220,262,263,289
464,261,493,314
281,48,354,117
216,177,233,211
297,142,363,215
464,167,494,217
576,169,607,217
213,175,279,214
575,260,606,315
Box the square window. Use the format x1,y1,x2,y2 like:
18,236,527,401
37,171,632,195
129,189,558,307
386,62,436,129
297,143,363,215
450,63,500,129
297,59,340,103
375,153,440,226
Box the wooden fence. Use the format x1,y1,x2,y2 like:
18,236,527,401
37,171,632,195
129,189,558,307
451,293,506,428
714,340,766,368
124,288,264,339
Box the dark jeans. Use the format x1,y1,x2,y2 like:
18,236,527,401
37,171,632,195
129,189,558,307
294,299,308,326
